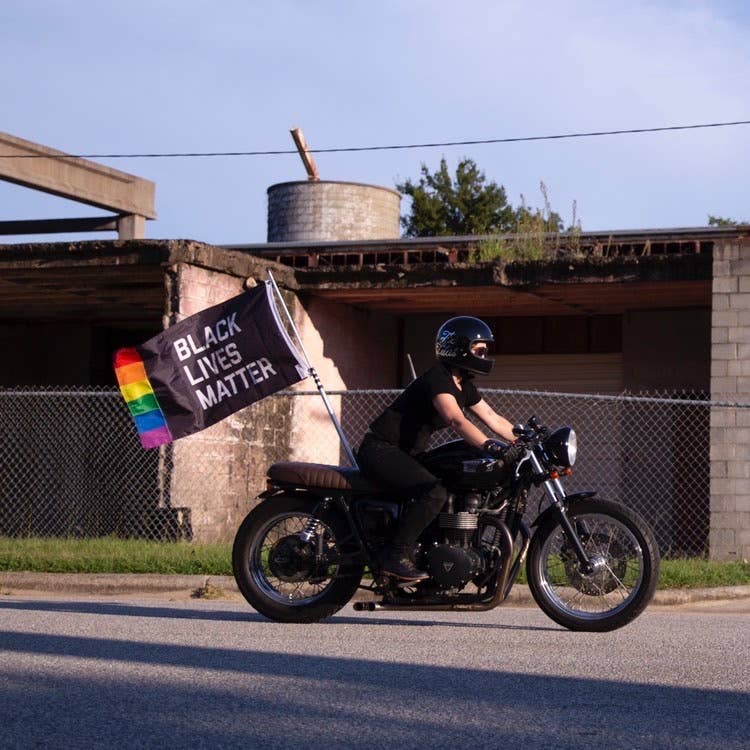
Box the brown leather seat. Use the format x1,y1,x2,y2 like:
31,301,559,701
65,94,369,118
267,462,381,492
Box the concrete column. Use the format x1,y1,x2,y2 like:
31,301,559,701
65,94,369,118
710,238,750,560
117,214,146,239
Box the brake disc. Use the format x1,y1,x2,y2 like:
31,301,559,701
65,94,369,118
267,535,316,582
562,533,628,595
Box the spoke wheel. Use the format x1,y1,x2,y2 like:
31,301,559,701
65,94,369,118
233,495,364,623
527,498,659,632
252,513,339,604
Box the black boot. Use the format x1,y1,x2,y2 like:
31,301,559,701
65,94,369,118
381,488,447,581
381,545,428,581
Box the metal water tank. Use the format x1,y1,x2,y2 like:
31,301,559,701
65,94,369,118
267,180,401,242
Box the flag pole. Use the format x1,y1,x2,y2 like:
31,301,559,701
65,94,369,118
266,271,359,469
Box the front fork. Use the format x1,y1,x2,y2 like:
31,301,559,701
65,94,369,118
529,450,594,572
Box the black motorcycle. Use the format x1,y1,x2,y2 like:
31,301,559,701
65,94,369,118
232,416,660,631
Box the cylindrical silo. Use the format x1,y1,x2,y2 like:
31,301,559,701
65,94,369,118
267,180,401,242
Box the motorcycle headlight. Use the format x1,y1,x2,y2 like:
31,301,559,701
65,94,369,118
544,427,577,467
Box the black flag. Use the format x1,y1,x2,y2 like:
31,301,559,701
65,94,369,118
114,281,308,448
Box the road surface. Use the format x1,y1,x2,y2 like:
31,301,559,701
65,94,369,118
0,594,747,749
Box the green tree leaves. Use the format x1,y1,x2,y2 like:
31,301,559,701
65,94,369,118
708,215,748,226
397,157,563,237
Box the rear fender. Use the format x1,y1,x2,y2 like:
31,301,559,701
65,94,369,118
257,486,336,502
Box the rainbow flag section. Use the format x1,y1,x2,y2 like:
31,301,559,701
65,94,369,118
114,348,173,449
112,283,308,450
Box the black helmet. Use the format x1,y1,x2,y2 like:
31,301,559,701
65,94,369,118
435,316,495,375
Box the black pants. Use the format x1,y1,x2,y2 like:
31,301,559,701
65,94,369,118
357,433,447,546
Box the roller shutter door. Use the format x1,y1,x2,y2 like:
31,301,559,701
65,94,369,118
482,353,623,394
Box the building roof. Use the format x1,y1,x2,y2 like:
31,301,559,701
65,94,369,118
228,226,746,316
0,226,746,322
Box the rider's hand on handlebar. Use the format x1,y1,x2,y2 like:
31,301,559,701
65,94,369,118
502,442,525,463
482,439,506,457
483,440,524,463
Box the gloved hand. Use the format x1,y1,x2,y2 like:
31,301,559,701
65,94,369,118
483,439,524,463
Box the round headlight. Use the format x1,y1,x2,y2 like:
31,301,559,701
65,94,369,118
567,429,577,466
544,427,577,467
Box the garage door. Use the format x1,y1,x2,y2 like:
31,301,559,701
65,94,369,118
482,353,623,394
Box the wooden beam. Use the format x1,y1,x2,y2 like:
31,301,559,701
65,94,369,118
0,132,156,219
290,127,320,180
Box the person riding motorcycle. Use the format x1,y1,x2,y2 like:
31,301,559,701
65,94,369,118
356,316,521,581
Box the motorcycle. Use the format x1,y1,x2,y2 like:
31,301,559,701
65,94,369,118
232,416,660,631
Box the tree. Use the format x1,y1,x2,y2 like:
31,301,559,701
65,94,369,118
397,158,563,237
396,158,516,236
708,215,748,227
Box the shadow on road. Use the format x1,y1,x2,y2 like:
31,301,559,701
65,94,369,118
0,599,560,630
0,627,747,749
0,599,263,623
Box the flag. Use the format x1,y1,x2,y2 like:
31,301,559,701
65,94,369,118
113,281,308,449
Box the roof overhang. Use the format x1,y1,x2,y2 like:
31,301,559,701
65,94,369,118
294,253,713,316
0,240,293,324
0,229,740,324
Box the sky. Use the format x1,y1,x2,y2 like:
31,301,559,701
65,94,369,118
1,0,749,246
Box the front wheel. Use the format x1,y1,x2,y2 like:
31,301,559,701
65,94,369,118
232,495,365,623
526,498,660,631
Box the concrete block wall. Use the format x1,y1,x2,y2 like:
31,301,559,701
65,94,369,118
710,239,750,560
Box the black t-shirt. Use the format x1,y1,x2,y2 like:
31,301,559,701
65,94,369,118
369,363,481,454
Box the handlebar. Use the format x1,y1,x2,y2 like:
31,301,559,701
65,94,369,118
512,415,549,443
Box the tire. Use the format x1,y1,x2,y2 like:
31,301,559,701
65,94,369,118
232,494,365,623
526,498,660,632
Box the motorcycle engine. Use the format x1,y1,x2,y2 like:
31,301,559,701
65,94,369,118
425,544,482,590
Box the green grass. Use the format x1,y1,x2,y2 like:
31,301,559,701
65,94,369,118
0,536,232,575
0,537,748,589
656,557,750,589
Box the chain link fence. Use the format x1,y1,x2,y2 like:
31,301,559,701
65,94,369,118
0,386,737,556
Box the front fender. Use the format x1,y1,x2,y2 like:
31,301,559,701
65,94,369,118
531,491,597,528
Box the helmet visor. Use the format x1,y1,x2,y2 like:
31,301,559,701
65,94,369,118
469,341,493,359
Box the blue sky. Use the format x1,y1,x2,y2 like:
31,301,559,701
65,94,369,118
2,0,749,245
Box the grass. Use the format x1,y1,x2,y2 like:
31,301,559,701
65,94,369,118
470,182,583,263
0,536,233,575
655,557,750,589
1,537,749,589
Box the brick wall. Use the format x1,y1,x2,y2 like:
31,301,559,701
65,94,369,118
710,239,750,560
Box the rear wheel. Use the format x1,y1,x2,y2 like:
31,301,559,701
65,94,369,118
526,498,659,631
232,495,365,623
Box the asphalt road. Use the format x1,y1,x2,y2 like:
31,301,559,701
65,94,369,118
0,594,747,749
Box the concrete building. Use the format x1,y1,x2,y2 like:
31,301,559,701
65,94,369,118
0,130,747,557
0,228,749,558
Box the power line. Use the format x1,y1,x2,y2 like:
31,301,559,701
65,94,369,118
2,119,749,159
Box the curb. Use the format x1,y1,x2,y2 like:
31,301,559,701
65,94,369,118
2,572,749,607
648,584,750,606
0,572,239,598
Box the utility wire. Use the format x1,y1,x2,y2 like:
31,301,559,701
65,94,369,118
2,119,749,159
